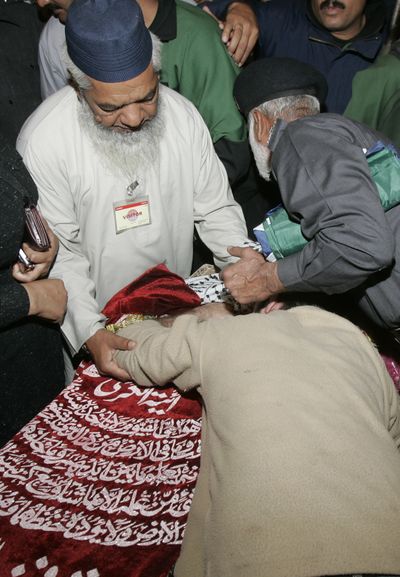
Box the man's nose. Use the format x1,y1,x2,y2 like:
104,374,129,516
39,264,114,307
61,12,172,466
37,0,51,6
119,104,150,130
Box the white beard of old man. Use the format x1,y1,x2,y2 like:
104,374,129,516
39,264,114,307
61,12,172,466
248,111,272,182
64,33,164,181
78,93,165,181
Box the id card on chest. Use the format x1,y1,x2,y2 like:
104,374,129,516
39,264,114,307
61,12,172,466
113,195,151,234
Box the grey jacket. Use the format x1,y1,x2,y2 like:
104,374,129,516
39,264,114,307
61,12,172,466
270,114,400,328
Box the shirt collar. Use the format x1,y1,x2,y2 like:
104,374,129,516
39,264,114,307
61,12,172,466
148,0,177,42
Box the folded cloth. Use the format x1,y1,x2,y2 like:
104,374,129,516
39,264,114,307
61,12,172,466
103,263,201,323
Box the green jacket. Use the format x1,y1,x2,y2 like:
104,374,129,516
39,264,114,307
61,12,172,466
345,47,400,148
149,0,250,186
158,0,246,145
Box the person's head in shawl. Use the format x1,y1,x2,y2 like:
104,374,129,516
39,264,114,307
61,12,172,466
64,0,163,177
233,57,328,182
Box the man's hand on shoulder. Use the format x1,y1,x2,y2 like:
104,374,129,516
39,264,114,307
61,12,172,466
222,246,284,303
85,328,136,382
203,2,259,66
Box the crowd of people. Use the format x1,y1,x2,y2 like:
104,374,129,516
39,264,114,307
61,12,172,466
1,0,400,574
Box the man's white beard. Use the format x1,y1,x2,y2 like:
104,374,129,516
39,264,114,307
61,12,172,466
78,92,165,182
249,121,272,182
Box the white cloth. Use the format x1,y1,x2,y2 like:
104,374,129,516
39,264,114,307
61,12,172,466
38,16,68,100
186,240,261,310
17,85,248,353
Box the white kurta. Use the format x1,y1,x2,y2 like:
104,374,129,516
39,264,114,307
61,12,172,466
17,85,248,352
38,16,68,100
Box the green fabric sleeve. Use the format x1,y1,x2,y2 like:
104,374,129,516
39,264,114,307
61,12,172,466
344,54,400,134
160,1,246,144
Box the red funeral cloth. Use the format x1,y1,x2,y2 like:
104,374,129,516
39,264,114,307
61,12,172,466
0,265,202,577
102,263,201,323
1,265,400,577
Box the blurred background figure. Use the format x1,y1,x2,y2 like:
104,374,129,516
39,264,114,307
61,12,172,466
0,1,45,142
345,1,400,147
204,0,395,113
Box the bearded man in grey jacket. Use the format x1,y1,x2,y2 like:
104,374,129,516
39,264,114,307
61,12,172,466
223,57,400,336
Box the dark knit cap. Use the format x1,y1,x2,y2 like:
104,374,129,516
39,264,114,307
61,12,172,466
234,57,328,115
65,0,152,83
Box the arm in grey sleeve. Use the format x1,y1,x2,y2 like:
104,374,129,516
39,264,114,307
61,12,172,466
192,112,249,270
114,315,203,391
16,140,106,353
275,121,395,294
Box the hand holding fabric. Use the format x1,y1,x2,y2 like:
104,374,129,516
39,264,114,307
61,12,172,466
222,246,284,304
86,328,136,382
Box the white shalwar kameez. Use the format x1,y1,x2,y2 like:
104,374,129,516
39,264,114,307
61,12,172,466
17,85,248,353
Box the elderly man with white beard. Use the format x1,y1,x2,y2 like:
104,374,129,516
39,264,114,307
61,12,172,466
17,0,249,381
222,57,400,335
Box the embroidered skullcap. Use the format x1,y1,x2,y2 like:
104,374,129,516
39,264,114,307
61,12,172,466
65,0,152,83
234,57,328,116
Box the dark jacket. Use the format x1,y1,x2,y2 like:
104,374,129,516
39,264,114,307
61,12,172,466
208,0,393,113
0,133,64,446
0,2,43,142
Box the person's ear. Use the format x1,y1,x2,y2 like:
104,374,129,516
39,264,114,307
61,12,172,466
252,109,272,146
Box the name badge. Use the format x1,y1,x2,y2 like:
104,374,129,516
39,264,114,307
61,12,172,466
113,197,151,234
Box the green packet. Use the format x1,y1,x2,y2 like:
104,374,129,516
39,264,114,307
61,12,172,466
260,142,400,259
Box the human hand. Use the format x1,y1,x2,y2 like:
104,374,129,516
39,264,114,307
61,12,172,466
85,328,136,381
23,278,67,323
12,219,59,282
221,246,284,304
203,2,259,66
